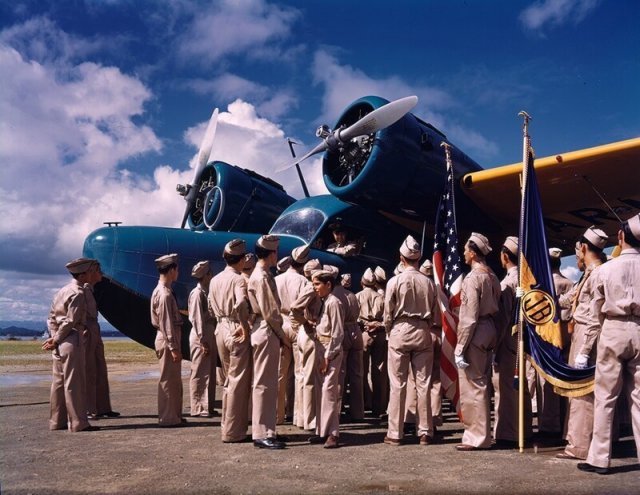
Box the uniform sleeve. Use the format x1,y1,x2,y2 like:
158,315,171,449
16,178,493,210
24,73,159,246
579,271,604,356
158,293,180,351
455,278,479,355
558,284,576,309
53,291,86,344
383,279,397,333
188,290,204,341
233,277,251,334
430,282,442,329
325,300,345,360
372,293,384,322
290,284,315,331
494,285,516,346
250,275,286,341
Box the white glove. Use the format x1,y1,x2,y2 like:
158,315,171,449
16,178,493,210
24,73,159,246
515,286,525,299
455,354,469,369
574,353,589,369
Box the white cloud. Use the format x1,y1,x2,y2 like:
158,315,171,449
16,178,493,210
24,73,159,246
560,265,581,282
520,0,601,34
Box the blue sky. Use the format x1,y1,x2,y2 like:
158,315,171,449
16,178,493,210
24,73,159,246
1,0,638,321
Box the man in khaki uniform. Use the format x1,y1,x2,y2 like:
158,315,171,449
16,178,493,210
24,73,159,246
557,226,607,460
247,234,289,449
358,267,388,418
44,258,98,432
454,233,501,451
492,236,533,445
326,223,357,256
578,213,640,474
209,239,252,443
290,258,323,430
188,261,216,417
150,253,185,427
383,235,436,446
275,245,310,425
83,262,119,419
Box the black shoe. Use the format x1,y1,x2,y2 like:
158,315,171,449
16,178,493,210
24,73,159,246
308,435,326,444
253,438,286,449
79,425,100,432
101,411,120,418
577,463,610,475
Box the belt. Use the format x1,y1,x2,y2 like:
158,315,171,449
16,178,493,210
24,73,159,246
217,316,239,323
317,335,331,345
607,314,640,323
395,316,430,323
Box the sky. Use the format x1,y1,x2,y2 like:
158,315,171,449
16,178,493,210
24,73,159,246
1,0,639,322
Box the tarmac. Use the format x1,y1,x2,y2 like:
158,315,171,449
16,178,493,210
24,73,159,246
1,361,638,495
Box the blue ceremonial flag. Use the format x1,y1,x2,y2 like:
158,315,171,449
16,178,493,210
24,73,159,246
518,147,594,397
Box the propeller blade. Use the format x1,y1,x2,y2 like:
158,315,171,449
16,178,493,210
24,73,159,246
276,141,327,172
339,95,417,142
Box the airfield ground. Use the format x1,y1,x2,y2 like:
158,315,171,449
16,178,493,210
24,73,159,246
1,340,638,495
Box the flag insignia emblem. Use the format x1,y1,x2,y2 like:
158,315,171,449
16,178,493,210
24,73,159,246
522,289,556,326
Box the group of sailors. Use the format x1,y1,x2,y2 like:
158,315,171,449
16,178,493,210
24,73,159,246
45,212,640,473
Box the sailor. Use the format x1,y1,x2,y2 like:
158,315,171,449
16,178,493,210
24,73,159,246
290,258,323,430
44,257,98,432
557,226,608,460
242,253,257,281
247,234,289,449
454,233,501,451
330,265,364,421
326,222,358,257
150,253,185,427
208,239,252,443
383,235,437,446
491,236,533,445
276,256,292,275
307,270,345,448
357,267,388,418
275,245,310,425
374,266,387,297
578,213,640,474
188,261,216,417
83,262,119,419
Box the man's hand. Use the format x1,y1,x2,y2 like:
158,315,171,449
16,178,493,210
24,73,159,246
42,338,57,351
170,350,181,363
319,357,329,374
574,353,589,369
515,287,525,299
201,342,210,356
233,328,247,343
455,353,469,369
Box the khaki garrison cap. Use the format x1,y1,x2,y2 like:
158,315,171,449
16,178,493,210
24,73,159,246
225,238,247,256
244,253,256,270
292,244,310,264
361,267,376,287
277,256,292,273
374,266,387,283
468,232,492,256
341,273,352,287
323,265,340,278
583,226,608,250
394,262,405,276
257,234,279,251
304,259,322,277
503,236,518,256
400,235,421,260
191,260,211,279
65,257,97,274
549,247,563,259
419,259,433,276
155,253,178,269
627,213,640,240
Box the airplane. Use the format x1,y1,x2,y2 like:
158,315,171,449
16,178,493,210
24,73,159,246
82,95,640,352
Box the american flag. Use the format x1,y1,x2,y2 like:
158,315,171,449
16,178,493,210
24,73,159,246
432,155,464,415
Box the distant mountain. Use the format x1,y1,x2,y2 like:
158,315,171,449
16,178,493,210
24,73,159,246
0,321,124,338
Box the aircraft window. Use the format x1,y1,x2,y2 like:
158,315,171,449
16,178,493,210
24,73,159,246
270,208,326,243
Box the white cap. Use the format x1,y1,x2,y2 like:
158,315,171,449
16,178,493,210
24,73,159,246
399,235,421,260
625,213,640,241
468,232,491,256
374,266,386,283
224,239,246,256
583,226,608,250
191,260,211,279
291,245,310,263
503,236,518,256
361,267,376,286
419,259,433,276
256,234,279,251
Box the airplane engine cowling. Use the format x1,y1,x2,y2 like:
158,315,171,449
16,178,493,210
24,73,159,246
187,161,295,232
322,96,483,221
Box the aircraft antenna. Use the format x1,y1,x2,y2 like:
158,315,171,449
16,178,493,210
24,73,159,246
287,138,310,198
579,174,623,223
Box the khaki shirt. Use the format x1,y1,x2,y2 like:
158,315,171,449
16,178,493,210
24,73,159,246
47,279,87,344
150,281,183,352
247,264,286,341
326,241,357,256
315,293,345,360
83,283,100,335
553,272,574,322
383,266,437,333
188,283,216,344
275,268,308,313
581,248,640,355
356,287,384,327
290,282,322,334
208,266,251,335
559,262,602,325
455,263,501,355
332,285,360,324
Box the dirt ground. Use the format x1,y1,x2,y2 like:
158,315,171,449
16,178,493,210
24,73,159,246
1,358,638,495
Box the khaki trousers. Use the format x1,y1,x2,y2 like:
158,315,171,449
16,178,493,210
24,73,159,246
155,341,183,426
189,330,217,416
316,347,342,438
85,328,113,415
587,319,640,468
363,330,388,416
50,332,90,432
216,327,230,387
297,329,317,430
251,321,280,440
219,321,252,442
339,322,364,420
387,320,434,440
429,327,443,426
277,317,297,424
458,319,497,448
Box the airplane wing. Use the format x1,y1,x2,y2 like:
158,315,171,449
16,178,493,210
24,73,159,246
460,138,640,250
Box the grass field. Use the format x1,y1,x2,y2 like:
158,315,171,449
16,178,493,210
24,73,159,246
0,339,156,367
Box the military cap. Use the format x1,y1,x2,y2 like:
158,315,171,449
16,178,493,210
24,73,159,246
468,232,492,256
323,264,340,278
65,257,97,274
394,262,405,276
583,226,608,250
341,273,352,288
374,266,387,283
329,219,346,232
154,253,178,270
548,247,563,259
419,259,433,276
292,244,310,264
243,252,256,270
277,256,292,273
257,234,279,251
626,213,640,240
400,235,421,260
503,236,518,256
191,260,211,279
361,267,376,287
312,269,333,280
224,238,246,256
303,258,322,277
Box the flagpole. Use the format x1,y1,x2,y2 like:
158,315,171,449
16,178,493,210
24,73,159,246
517,111,532,454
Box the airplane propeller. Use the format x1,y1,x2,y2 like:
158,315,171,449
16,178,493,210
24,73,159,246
178,108,219,229
276,95,418,173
